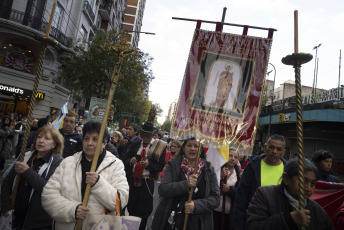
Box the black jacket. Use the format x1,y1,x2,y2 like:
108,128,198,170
1,151,63,229
232,154,287,230
59,129,83,158
122,138,166,179
246,183,334,230
151,154,220,230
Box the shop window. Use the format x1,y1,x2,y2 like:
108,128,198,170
0,42,36,74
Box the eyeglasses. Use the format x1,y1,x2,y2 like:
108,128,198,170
171,145,178,148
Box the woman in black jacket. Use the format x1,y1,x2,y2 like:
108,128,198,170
152,137,220,230
1,125,64,229
246,158,334,230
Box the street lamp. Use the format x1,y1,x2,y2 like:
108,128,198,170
267,63,276,137
312,43,321,98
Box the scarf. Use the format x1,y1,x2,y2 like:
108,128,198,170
181,155,204,177
133,143,148,183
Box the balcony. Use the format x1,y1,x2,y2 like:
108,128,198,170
2,9,68,46
84,1,95,23
98,2,111,20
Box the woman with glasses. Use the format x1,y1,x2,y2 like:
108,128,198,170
160,139,182,178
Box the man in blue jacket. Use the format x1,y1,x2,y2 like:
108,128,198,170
232,134,287,230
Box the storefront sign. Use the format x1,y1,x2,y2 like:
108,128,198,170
0,83,45,100
0,83,24,94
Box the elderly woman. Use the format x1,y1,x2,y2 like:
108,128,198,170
111,130,123,149
311,150,340,183
42,120,129,229
1,125,64,229
160,139,182,178
152,137,220,230
213,147,241,230
246,158,334,230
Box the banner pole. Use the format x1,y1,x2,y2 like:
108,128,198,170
11,2,57,208
282,10,313,230
182,141,202,230
75,33,134,230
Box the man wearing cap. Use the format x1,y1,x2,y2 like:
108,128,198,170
123,122,166,230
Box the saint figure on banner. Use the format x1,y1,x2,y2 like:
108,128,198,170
203,60,240,112
215,64,234,107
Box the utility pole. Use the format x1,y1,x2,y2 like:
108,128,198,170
338,49,342,100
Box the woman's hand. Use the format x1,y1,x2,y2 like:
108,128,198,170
290,209,311,227
221,167,229,178
85,172,99,186
188,174,197,188
14,162,29,174
76,205,89,220
184,201,195,214
222,184,230,193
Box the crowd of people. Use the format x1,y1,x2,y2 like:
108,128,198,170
0,111,343,230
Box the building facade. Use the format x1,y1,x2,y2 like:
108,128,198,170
121,0,146,48
0,0,126,119
257,86,344,175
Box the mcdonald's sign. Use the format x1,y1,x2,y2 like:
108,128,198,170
35,92,45,100
278,113,284,122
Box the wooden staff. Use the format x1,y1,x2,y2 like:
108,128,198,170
11,2,57,208
183,141,203,230
221,164,229,230
282,10,313,230
75,33,134,230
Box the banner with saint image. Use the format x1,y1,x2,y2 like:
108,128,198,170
170,28,272,154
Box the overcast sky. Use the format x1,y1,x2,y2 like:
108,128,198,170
138,0,344,124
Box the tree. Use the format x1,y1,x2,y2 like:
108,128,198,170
61,30,154,123
161,120,172,133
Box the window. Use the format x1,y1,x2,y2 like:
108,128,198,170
0,43,35,74
79,25,88,40
52,3,64,29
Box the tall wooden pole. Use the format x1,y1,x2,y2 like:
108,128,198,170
75,33,134,230
282,10,312,230
12,2,57,208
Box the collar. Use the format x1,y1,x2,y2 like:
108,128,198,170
34,150,53,163
284,187,307,209
130,136,138,142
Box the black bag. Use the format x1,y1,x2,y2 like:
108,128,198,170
166,200,185,230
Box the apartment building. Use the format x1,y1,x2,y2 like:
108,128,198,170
0,0,126,118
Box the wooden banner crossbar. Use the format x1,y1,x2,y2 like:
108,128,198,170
172,17,277,32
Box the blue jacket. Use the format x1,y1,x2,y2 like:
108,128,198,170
232,154,287,230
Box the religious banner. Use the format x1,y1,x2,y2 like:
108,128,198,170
170,28,272,154
87,97,107,121
310,181,344,230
